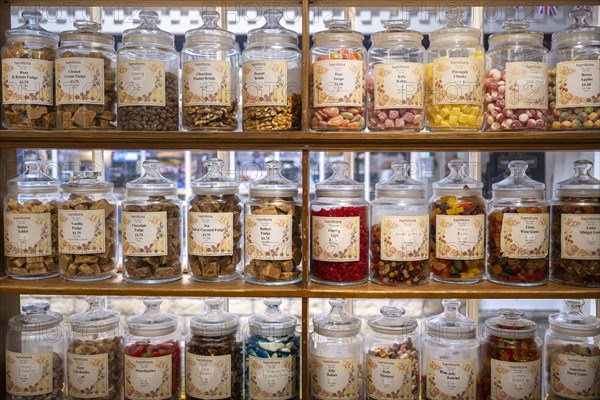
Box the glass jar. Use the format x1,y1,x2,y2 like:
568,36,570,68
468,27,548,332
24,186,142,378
182,11,239,131
188,158,242,282
310,20,366,131
242,10,301,131
122,159,183,283
1,11,58,129
550,160,600,287
367,20,425,131
6,303,65,400
548,8,600,131
370,161,429,286
365,306,420,400
56,20,117,129
422,299,479,400
186,298,243,400
484,20,548,131
67,296,124,400
487,160,549,286
480,309,543,400
244,160,301,285
117,11,179,131
429,160,485,283
543,300,600,400
3,158,60,279
245,298,300,400
311,161,369,285
309,298,364,400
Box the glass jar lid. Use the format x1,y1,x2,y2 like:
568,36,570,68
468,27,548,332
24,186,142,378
425,299,477,340
9,303,63,332
433,160,483,196
375,161,425,199
313,19,365,46
7,158,60,195
371,20,423,47
554,160,600,198
489,19,544,48
552,8,600,49
191,158,239,196
249,160,298,198
122,11,174,48
247,9,298,47
313,298,362,338
484,308,537,339
249,298,297,337
316,161,364,198
185,11,235,47
190,298,240,337
492,160,545,200
60,20,115,47
126,159,177,197
62,171,114,194
127,297,177,337
5,11,59,47
70,296,120,334
368,306,418,336
549,300,600,337
429,9,481,46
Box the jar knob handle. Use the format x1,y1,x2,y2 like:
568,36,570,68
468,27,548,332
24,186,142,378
205,297,225,309
498,308,524,321
22,303,50,315
381,306,404,317
572,159,594,180
139,10,160,25
21,11,42,25
201,11,221,28
569,7,591,28
564,299,585,314
383,20,410,31
441,298,461,314
74,20,101,32
324,19,352,31
444,7,466,27
205,158,225,174
329,298,347,308
507,160,529,183
263,9,284,27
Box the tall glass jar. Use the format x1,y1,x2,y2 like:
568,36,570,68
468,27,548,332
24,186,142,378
309,298,363,400
310,20,366,131
182,11,239,131
188,158,243,282
367,20,425,131
6,303,65,400
550,160,600,287
1,11,58,129
370,161,429,286
429,160,485,283
487,160,549,285
117,11,179,131
122,159,183,283
242,10,301,131
56,20,117,129
245,298,299,400
548,8,600,131
244,161,301,285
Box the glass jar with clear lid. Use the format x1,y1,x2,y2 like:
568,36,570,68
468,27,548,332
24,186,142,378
6,303,65,400
122,159,183,283
367,20,425,131
1,11,58,129
242,10,301,131
310,20,366,131
311,161,369,285
550,159,600,287
117,11,179,131
244,160,301,285
188,158,243,282
429,160,485,283
182,11,239,131
3,158,60,279
370,161,429,286
56,20,117,129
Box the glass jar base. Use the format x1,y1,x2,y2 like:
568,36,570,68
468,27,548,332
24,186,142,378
8,273,59,280
487,276,547,286
123,275,182,284
431,275,481,284
244,276,302,286
370,276,430,286
191,273,240,283
550,277,600,288
310,275,368,286
63,272,116,282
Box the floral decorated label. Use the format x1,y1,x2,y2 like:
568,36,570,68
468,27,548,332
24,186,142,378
550,353,600,399
426,357,477,400
381,215,429,261
188,212,233,256
4,212,52,257
67,352,109,398
55,57,104,105
505,62,548,110
435,214,484,260
311,355,358,400
500,213,549,259
118,60,165,107
248,356,295,400
183,60,231,106
186,353,231,400
6,351,53,396
58,209,105,254
366,354,412,400
312,216,360,262
245,215,292,261
242,60,287,107
491,359,541,400
125,354,172,400
374,62,424,110
313,60,364,107
432,57,483,105
556,60,600,108
2,58,53,105
561,214,600,260
122,212,167,256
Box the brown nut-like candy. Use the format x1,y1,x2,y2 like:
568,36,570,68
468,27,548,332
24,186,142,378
242,94,301,131
184,100,238,130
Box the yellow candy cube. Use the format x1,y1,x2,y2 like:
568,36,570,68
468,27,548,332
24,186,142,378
461,105,473,114
450,107,461,116
439,108,449,118
458,114,470,124
440,121,450,127
448,115,459,126
471,106,481,116
468,115,477,125
434,114,444,124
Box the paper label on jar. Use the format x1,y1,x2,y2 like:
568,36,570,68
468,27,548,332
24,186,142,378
490,359,541,400
381,215,429,261
374,62,424,110
311,355,358,400
248,356,295,400
242,60,287,107
189,212,233,256
245,214,292,261
122,211,168,256
4,212,52,257
183,60,231,106
67,352,109,398
435,214,484,260
366,354,413,400
500,213,549,259
313,59,364,108
186,353,231,399
312,216,360,262
426,357,477,400
505,61,548,110
6,351,53,396
55,57,104,105
58,209,105,254
561,214,600,260
2,58,53,105
556,60,600,108
118,60,166,107
432,57,483,105
550,353,600,399
125,354,172,400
